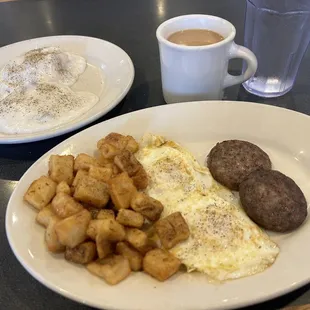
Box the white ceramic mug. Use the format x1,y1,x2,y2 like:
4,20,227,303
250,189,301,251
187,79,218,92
156,14,258,103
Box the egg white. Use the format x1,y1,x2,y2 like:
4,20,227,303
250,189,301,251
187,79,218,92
136,134,280,282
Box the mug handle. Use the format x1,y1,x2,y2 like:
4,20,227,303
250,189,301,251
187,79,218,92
223,42,257,88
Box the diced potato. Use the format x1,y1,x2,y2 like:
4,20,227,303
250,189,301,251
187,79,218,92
89,166,113,183
131,166,148,190
97,209,115,220
98,143,121,160
143,249,181,281
36,204,57,227
24,176,57,210
97,152,113,166
155,212,190,249
114,150,140,177
72,170,88,190
87,255,131,285
65,241,97,264
74,175,109,208
96,234,114,259
116,242,143,271
97,133,139,160
45,217,65,253
97,133,128,150
125,135,139,153
109,172,137,210
131,192,163,221
74,153,101,171
125,228,156,253
116,209,144,228
49,155,74,185
51,192,83,218
112,164,121,176
98,219,126,242
56,181,71,195
87,219,104,240
55,209,91,248
83,204,100,219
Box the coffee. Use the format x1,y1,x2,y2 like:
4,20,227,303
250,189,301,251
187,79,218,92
167,29,224,46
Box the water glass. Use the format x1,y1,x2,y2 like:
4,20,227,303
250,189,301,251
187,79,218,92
242,0,310,98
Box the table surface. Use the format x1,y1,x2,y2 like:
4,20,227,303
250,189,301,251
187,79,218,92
1,0,310,309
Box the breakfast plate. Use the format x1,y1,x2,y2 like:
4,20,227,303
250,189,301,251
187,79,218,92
6,101,310,310
0,35,134,144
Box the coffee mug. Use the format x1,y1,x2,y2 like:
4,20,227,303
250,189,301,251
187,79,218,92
156,14,257,103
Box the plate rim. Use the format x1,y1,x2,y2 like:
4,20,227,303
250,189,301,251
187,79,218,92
5,100,310,310
0,35,135,144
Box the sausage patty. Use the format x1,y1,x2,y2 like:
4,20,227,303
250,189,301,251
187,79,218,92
207,140,271,190
239,170,307,232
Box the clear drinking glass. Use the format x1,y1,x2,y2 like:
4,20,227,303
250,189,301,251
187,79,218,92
242,0,310,97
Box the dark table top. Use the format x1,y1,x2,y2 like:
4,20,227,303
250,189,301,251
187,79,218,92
1,0,310,309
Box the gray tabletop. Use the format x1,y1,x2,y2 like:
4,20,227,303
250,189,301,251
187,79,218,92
1,0,310,309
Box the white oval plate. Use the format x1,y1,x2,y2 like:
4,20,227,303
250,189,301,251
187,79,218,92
6,101,310,310
0,35,134,144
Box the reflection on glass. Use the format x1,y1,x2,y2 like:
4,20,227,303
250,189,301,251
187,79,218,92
157,0,166,19
41,1,55,33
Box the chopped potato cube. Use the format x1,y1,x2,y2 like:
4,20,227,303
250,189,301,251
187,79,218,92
65,241,97,264
132,166,148,190
55,209,91,248
49,155,74,185
96,234,114,259
97,133,128,150
98,219,126,242
83,204,100,219
24,176,57,210
112,164,121,176
87,255,131,285
143,249,181,281
155,212,190,249
74,153,101,171
97,209,115,220
97,152,114,166
56,181,71,195
36,204,57,227
97,133,139,160
116,242,142,271
87,219,104,240
72,170,88,190
51,192,83,218
103,133,139,153
89,166,113,183
125,228,156,253
74,175,109,208
45,217,65,253
125,136,139,153
109,172,137,210
99,143,121,159
116,209,144,228
131,192,163,221
114,150,140,177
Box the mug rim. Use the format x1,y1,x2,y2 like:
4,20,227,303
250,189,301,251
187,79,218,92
156,14,236,50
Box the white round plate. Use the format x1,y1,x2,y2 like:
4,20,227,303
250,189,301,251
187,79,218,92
6,101,310,310
0,35,134,144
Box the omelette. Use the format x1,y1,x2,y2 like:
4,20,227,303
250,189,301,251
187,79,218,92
136,134,279,282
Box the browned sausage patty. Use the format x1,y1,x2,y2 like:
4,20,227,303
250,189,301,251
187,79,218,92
239,170,307,232
207,140,271,190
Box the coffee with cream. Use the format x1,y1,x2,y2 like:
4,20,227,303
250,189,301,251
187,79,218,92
167,29,224,46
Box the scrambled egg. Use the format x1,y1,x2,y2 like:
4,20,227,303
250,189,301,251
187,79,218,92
136,134,279,282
